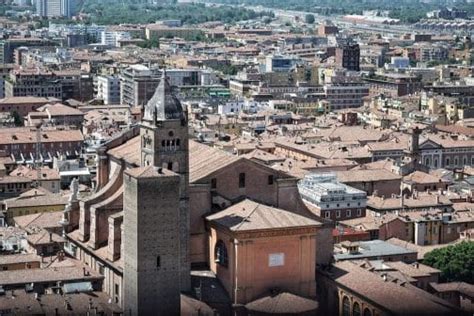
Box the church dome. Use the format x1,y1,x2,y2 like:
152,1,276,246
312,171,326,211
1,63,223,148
143,71,185,122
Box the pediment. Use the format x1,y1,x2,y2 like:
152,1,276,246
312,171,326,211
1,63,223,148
419,139,441,149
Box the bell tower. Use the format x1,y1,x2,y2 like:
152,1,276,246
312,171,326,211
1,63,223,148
124,70,190,316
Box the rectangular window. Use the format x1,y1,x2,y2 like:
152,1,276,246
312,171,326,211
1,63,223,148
268,253,285,267
211,178,217,189
156,256,161,269
268,175,274,185
357,209,362,216
336,210,341,218
239,173,246,188
347,210,351,217
325,211,330,218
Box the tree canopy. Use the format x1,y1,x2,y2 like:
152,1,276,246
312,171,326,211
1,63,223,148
208,0,474,23
80,1,274,25
305,14,315,24
423,242,474,283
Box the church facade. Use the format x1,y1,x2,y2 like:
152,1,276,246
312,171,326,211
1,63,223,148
64,72,332,314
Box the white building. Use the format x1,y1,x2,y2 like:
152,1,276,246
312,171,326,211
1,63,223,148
217,99,264,115
298,173,367,220
36,0,75,18
61,0,75,18
97,75,121,105
166,69,218,87
388,57,410,69
101,31,131,47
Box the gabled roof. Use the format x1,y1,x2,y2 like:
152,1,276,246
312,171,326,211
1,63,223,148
206,199,321,233
108,136,292,183
14,211,64,232
189,141,240,183
331,261,459,315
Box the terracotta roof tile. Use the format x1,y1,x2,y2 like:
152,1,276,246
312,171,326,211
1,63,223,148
206,199,321,232
330,260,458,314
245,292,318,314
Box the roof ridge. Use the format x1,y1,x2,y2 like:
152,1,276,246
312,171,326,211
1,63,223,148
234,202,259,231
22,212,43,228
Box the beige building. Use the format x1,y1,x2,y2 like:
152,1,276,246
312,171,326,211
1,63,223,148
207,199,319,305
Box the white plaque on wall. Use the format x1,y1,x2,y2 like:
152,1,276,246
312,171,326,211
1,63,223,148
268,253,285,267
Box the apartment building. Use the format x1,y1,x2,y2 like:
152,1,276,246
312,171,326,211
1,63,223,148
324,83,369,110
97,75,121,105
5,69,62,99
120,65,160,107
298,173,367,221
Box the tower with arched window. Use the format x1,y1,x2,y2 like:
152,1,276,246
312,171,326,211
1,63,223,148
123,70,190,315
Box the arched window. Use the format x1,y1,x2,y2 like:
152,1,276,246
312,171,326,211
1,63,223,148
214,240,228,267
434,159,438,168
363,308,372,316
342,296,350,316
167,162,173,170
161,140,165,147
176,139,180,147
353,302,361,316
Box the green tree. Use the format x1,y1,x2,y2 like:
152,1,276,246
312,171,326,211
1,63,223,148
10,111,22,126
423,242,474,283
305,14,315,24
